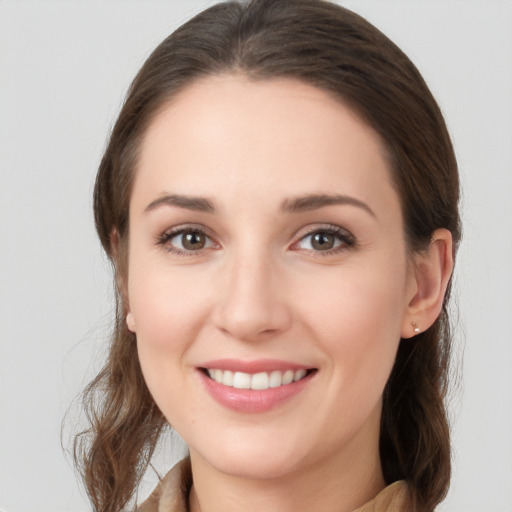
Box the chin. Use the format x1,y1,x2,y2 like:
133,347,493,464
208,450,305,481
188,429,309,481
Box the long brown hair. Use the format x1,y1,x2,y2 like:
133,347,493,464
74,1,461,511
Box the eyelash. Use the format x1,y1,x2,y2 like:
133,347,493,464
291,225,356,256
157,224,216,256
157,224,356,257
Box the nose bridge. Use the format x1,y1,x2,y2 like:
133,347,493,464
213,242,291,341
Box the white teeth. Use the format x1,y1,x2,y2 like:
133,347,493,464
269,370,283,388
206,368,309,390
222,370,234,386
294,369,307,382
282,370,294,385
233,371,251,389
251,372,269,390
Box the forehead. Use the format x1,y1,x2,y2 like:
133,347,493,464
132,74,398,218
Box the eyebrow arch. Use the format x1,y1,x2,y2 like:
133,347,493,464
281,193,376,218
144,194,215,214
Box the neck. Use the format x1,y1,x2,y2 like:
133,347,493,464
188,427,385,512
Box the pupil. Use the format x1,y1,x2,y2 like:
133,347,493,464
183,232,205,250
312,232,334,250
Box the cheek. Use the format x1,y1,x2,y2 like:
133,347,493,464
128,255,209,338
296,256,408,386
295,275,405,445
127,259,212,391
299,259,407,335
129,270,212,427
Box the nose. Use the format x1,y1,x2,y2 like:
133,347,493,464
212,251,292,342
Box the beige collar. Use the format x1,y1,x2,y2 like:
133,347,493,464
137,458,411,512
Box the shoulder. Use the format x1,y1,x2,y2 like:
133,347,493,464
137,457,192,512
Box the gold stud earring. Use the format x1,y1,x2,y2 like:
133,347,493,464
411,321,420,334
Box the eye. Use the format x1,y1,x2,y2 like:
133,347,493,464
158,226,217,255
293,226,355,254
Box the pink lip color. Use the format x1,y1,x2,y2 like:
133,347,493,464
197,360,315,413
199,358,309,373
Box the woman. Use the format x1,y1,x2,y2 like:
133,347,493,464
75,1,461,511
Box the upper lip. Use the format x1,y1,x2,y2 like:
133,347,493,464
198,358,313,374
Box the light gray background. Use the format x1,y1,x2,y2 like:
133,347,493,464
0,1,511,511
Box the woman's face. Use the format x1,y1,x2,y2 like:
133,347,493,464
126,75,417,480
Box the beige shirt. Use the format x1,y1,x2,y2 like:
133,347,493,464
137,458,411,512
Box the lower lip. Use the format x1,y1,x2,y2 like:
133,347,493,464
199,371,314,413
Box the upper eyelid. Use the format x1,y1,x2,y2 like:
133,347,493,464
157,223,219,248
289,224,356,251
160,223,215,238
291,223,353,241
157,225,220,257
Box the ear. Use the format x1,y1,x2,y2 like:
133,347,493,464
126,311,137,333
401,228,454,338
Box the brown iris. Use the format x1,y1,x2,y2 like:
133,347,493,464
311,232,336,250
182,231,206,250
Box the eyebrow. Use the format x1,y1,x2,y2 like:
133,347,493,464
143,192,375,218
281,194,376,217
144,194,215,214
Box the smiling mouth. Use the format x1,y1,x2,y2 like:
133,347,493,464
202,368,316,390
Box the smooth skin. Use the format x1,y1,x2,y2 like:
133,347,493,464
124,75,453,512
